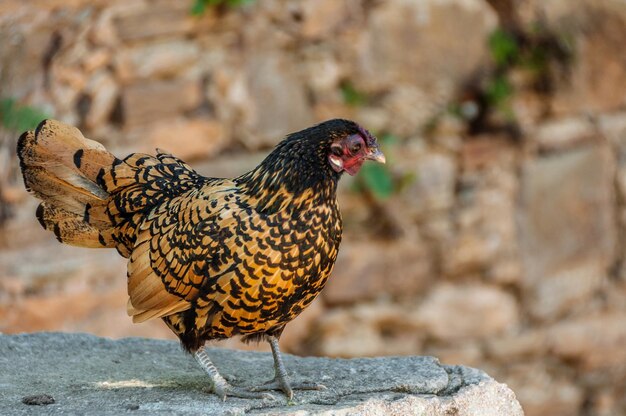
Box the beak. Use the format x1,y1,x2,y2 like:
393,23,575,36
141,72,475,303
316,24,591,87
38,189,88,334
366,147,386,164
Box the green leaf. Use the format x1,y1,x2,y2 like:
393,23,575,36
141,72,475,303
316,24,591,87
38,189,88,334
190,0,253,15
380,133,399,146
226,0,254,6
485,75,513,107
522,45,548,74
488,29,519,67
0,99,49,132
190,0,208,15
340,81,368,107
358,163,394,200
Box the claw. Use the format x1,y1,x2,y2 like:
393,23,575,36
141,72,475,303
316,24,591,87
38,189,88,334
260,336,328,399
250,378,326,400
193,349,277,401
215,382,276,401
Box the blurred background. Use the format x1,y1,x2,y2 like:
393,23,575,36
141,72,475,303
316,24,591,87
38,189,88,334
1,0,625,415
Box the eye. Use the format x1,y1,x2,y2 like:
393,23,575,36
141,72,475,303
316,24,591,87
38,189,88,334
348,137,363,154
330,144,343,156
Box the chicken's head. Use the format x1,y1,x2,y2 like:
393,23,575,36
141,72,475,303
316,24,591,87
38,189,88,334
327,125,385,176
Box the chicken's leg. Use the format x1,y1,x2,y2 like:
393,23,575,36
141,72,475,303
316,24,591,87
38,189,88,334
250,336,325,400
194,349,274,401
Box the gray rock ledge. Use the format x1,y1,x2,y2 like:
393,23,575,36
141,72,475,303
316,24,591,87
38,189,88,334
0,333,523,415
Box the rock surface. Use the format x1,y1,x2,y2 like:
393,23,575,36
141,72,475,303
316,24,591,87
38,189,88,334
0,333,523,416
3,1,626,414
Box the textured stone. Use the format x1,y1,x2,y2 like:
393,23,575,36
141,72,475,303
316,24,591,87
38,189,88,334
279,297,325,353
299,0,352,40
116,40,199,81
544,1,626,115
533,117,596,150
315,311,391,357
460,136,517,172
193,151,266,179
527,260,606,321
486,330,547,362
89,6,122,47
301,47,343,94
547,312,626,370
0,235,173,339
599,111,626,148
206,50,314,150
2,2,626,415
353,0,496,133
397,146,458,219
444,233,499,276
416,284,519,341
121,79,202,127
323,238,433,305
142,118,227,161
382,86,448,136
82,49,112,73
113,4,196,42
314,302,423,357
425,342,484,368
357,0,494,90
503,363,583,416
444,156,521,283
0,333,524,416
84,70,119,129
519,145,615,320
0,8,61,98
242,52,313,149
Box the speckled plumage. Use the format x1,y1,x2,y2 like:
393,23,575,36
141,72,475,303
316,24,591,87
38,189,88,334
17,119,383,399
16,119,369,349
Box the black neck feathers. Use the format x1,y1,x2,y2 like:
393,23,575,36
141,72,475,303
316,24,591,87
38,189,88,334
236,119,362,212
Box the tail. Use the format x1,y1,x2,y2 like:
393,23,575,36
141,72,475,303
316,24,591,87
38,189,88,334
18,119,205,258
17,120,118,248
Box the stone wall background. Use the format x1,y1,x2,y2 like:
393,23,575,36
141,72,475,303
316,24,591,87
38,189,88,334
1,1,626,415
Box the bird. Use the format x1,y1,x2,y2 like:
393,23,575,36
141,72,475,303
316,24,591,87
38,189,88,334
17,118,385,400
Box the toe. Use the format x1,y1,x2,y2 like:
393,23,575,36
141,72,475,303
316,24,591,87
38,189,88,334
213,381,277,401
292,382,326,391
249,381,281,392
248,379,326,399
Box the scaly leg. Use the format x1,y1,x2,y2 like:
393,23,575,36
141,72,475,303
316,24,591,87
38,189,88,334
193,349,274,401
250,336,325,400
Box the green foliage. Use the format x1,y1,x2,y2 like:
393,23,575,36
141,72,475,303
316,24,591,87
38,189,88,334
523,42,548,73
0,99,48,132
485,74,513,109
358,162,394,200
340,81,368,107
445,102,464,119
488,24,573,79
488,29,519,67
483,24,573,123
485,29,518,118
434,22,573,136
190,0,253,15
353,134,414,201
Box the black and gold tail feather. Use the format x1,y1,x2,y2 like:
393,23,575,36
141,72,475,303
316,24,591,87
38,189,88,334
17,119,206,258
17,120,118,248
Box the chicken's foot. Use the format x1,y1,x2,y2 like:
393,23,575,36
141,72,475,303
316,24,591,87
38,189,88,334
249,336,326,400
194,349,275,401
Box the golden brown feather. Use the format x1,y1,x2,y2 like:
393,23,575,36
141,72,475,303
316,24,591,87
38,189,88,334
17,118,384,400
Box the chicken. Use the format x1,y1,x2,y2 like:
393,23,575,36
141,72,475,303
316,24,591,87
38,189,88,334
17,119,385,400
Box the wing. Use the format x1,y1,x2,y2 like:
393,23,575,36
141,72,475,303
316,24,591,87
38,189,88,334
126,181,239,322
103,150,208,257
127,184,341,334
